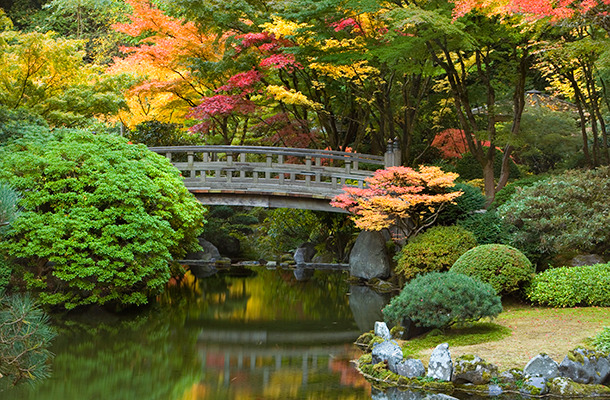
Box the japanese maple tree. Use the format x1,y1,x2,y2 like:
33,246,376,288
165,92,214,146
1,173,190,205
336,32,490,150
331,166,462,240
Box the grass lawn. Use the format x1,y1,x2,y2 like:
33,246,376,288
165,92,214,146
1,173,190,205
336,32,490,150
401,299,610,370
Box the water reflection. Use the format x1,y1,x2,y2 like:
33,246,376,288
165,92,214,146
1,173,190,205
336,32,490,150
4,267,372,399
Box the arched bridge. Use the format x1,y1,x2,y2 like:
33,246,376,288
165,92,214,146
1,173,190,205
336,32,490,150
149,144,401,212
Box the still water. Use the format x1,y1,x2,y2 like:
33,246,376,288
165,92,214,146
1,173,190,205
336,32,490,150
5,267,378,399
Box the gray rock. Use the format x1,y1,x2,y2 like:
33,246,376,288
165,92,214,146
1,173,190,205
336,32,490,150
558,348,610,384
488,384,503,396
372,340,404,370
372,388,390,400
349,285,391,332
497,368,524,385
349,231,391,280
570,254,606,267
391,358,426,378
294,242,316,265
427,343,453,381
184,238,221,261
548,376,610,397
452,355,498,385
520,376,548,396
423,394,459,400
386,387,426,400
375,321,392,340
524,353,559,379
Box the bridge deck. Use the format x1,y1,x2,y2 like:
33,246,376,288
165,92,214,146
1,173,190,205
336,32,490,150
150,144,399,211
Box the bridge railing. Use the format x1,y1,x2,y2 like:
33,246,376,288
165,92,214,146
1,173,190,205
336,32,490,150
149,145,393,194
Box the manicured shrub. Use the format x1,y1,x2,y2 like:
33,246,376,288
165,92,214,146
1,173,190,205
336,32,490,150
437,183,486,225
498,168,610,263
383,271,502,330
457,210,509,245
450,244,534,295
0,130,205,309
395,225,477,280
526,263,610,307
491,174,549,209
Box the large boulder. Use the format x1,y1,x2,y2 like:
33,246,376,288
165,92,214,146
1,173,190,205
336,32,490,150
372,340,404,370
427,343,453,381
349,231,391,280
184,238,221,261
391,358,426,378
558,348,610,384
524,353,559,379
294,242,316,265
452,355,498,385
548,376,610,397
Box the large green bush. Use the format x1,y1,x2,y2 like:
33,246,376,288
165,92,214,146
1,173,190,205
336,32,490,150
498,168,610,263
450,244,534,295
0,130,205,309
395,225,477,280
526,263,610,307
383,271,502,329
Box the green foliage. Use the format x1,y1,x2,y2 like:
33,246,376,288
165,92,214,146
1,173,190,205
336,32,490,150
491,174,549,209
257,208,326,256
450,244,534,295
458,210,509,245
395,225,477,280
455,150,522,181
383,271,502,329
0,130,205,309
128,120,201,147
592,327,610,353
498,168,610,263
0,106,50,143
437,183,486,225
0,293,56,386
526,263,610,307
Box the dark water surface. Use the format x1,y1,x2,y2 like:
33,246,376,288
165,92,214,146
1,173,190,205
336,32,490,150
4,267,373,399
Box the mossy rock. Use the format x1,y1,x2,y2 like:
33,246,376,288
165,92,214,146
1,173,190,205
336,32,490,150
452,355,498,385
548,376,610,397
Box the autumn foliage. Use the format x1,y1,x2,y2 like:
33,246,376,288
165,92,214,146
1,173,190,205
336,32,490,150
331,166,462,239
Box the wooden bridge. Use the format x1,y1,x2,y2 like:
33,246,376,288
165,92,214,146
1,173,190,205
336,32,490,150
149,142,401,212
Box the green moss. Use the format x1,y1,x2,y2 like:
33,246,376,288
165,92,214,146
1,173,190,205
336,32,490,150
359,353,373,365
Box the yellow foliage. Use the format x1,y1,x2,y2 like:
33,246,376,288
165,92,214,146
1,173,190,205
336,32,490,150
260,16,311,39
266,85,321,109
309,61,379,80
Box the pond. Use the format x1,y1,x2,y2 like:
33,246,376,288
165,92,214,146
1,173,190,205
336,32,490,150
4,266,377,400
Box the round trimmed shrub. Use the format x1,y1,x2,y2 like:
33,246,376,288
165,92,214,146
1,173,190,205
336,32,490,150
395,226,477,280
0,130,206,309
450,244,534,295
383,271,502,329
526,263,610,307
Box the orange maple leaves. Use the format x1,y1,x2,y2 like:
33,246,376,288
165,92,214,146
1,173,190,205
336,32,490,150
331,166,462,239
452,0,610,21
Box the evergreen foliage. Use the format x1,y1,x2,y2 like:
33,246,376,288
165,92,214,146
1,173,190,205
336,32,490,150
0,292,56,386
437,183,486,225
498,167,610,263
383,271,502,329
455,150,522,182
457,210,509,245
451,244,534,295
592,327,610,353
0,130,205,309
395,225,477,280
527,263,610,307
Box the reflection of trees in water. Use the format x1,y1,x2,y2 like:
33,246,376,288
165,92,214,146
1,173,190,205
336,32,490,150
6,306,201,400
191,267,354,323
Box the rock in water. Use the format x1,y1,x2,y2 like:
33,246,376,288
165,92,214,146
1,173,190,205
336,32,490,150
524,354,559,379
558,348,610,384
372,340,404,371
391,359,426,378
349,231,390,280
294,242,316,265
375,321,392,340
427,343,453,381
452,355,498,385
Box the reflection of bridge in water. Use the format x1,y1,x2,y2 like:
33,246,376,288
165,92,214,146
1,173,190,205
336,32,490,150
150,143,401,212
